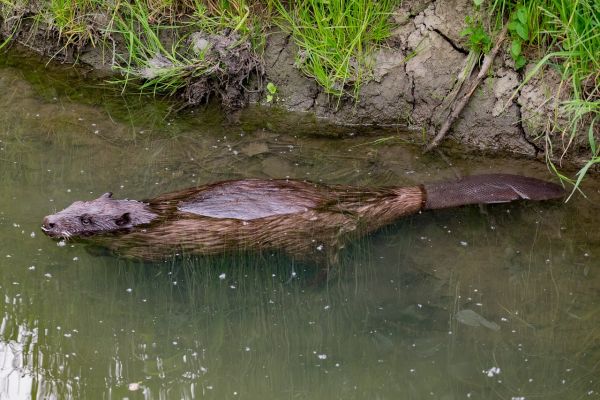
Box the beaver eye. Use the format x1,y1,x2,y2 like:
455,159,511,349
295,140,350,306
80,216,92,225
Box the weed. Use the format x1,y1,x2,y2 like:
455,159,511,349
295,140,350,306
460,15,492,54
266,81,277,103
489,0,599,193
506,5,529,69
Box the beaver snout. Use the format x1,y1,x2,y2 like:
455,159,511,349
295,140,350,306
42,216,55,229
41,216,59,236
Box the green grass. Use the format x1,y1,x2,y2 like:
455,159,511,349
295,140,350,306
488,0,600,194
111,1,199,96
107,0,263,96
272,0,399,99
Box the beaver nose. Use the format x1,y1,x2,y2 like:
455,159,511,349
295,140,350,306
42,217,56,230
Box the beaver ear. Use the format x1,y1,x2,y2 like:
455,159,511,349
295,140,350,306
115,212,131,227
100,192,113,199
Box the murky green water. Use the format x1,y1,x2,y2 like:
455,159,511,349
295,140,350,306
1,52,599,400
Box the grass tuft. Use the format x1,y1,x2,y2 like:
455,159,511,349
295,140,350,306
489,0,599,194
272,0,399,99
107,0,262,103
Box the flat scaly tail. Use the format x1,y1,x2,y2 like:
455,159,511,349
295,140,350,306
422,174,565,210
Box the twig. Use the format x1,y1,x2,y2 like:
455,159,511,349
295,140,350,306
424,24,509,152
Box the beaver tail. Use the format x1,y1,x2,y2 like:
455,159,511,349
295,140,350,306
423,174,564,210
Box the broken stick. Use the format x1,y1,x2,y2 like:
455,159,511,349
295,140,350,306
424,25,509,152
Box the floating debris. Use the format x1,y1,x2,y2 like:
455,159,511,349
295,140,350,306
484,366,501,377
455,309,500,331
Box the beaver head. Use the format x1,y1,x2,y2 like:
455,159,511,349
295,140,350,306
42,192,158,239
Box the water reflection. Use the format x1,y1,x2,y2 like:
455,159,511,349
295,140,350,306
0,51,599,399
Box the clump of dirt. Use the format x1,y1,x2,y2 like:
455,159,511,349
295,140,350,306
184,31,263,109
0,1,263,110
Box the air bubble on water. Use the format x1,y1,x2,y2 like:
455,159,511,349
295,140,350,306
460,241,468,246
245,347,250,352
219,273,226,280
316,244,323,251
44,273,52,278
73,257,79,261
126,288,132,293
29,266,35,270
30,232,36,238
57,241,66,247
317,354,327,360
484,367,501,377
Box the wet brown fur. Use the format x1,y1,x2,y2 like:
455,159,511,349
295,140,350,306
42,175,564,261
106,180,423,261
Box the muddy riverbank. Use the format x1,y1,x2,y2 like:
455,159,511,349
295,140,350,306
1,0,595,167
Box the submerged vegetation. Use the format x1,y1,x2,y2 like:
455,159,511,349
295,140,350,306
0,0,598,186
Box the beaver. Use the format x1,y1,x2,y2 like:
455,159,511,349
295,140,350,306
41,174,564,261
